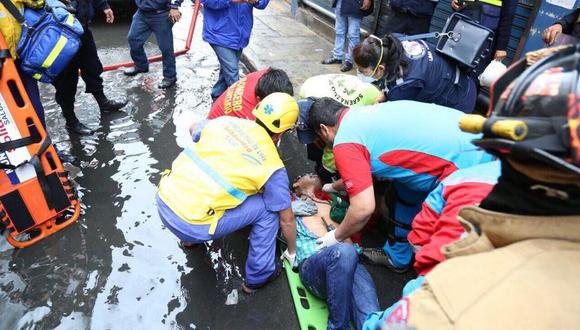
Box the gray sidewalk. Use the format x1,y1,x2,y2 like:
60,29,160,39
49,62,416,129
243,0,344,90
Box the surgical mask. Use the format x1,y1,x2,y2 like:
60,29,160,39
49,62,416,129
357,35,384,84
357,72,377,84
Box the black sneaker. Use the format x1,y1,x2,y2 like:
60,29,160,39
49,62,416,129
340,61,353,72
321,57,342,65
361,247,409,274
241,260,283,294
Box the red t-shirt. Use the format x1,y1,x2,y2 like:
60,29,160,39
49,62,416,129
331,109,374,197
207,69,268,120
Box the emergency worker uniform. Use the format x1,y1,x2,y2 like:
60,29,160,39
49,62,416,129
459,0,517,75
207,69,268,120
332,101,494,268
377,40,476,113
365,207,580,329
409,161,500,275
379,0,438,35
156,117,291,285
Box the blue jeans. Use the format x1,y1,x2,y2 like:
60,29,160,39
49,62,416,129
210,44,242,100
332,0,361,63
157,194,279,285
128,9,176,80
299,244,380,330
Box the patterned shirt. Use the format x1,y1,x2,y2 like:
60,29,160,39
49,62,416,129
295,216,361,266
295,216,319,266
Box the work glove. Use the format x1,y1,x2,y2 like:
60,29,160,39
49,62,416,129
316,229,339,250
291,198,318,216
281,249,296,268
322,183,337,193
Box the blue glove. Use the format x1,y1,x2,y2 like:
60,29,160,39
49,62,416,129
291,198,318,216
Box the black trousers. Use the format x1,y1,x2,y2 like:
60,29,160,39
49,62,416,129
53,26,104,124
378,8,432,36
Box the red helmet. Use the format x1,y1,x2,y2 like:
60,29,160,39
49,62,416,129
474,45,580,176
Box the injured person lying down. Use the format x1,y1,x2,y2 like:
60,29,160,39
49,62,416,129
290,174,379,330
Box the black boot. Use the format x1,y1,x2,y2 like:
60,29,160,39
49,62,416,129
93,90,127,113
66,121,94,136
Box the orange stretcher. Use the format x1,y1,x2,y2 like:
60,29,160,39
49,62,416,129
0,33,80,248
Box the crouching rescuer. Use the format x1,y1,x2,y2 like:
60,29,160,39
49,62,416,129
156,93,299,293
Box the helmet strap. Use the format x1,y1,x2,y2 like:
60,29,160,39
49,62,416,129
480,160,580,216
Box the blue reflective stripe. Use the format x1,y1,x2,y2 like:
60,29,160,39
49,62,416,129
183,148,247,202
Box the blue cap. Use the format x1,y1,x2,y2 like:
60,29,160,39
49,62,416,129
297,99,315,144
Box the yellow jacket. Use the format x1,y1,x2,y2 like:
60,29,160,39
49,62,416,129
399,206,580,329
158,117,284,235
0,0,44,58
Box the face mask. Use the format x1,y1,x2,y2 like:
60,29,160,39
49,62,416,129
357,72,377,84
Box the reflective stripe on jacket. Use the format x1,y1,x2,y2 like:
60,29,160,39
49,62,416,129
158,117,284,234
465,0,502,6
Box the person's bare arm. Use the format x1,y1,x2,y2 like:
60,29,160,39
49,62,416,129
334,186,375,241
279,207,297,254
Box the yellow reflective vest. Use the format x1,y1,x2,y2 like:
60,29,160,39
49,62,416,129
0,0,45,58
464,0,502,7
158,117,285,234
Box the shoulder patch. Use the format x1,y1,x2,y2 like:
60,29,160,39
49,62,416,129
402,41,427,60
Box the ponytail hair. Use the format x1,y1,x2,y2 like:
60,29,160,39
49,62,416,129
353,33,408,82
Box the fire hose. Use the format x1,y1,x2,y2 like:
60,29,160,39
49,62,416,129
102,0,201,72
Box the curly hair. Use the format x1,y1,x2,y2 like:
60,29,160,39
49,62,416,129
353,33,408,82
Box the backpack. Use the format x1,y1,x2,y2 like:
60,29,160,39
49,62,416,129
0,0,83,83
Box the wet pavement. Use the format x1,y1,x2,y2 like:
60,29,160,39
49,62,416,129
0,2,412,329
244,0,343,88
